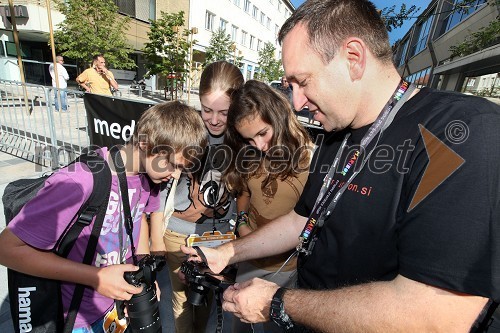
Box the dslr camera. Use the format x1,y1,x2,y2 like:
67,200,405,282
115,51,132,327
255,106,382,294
123,254,166,333
180,260,236,306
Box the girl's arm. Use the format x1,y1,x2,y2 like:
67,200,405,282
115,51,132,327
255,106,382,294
235,191,252,237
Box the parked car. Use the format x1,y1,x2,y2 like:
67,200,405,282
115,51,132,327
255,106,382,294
269,80,281,90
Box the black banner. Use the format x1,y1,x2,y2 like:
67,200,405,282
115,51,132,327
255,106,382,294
83,93,155,148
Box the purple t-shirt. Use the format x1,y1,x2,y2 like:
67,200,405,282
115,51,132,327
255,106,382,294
8,149,160,328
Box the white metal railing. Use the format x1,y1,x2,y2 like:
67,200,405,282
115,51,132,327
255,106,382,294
0,80,90,169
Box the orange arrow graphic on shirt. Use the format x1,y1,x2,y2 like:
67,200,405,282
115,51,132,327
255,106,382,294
407,124,465,211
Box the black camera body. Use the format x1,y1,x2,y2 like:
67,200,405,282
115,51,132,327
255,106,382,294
123,254,166,333
180,260,236,306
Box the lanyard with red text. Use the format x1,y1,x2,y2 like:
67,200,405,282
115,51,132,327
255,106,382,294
297,80,414,255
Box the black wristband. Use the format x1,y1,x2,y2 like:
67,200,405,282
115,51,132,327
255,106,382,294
270,287,294,331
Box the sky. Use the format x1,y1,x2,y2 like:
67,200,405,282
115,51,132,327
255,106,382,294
289,0,432,44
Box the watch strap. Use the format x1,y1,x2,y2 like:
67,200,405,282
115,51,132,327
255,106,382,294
270,287,294,330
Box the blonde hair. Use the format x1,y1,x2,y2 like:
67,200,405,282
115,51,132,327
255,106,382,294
199,61,244,99
132,101,208,163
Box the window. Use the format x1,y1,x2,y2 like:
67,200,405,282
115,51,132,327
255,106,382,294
439,0,486,36
149,0,156,20
405,67,431,88
246,64,253,80
250,35,255,49
241,31,248,46
244,0,251,12
231,25,239,42
257,39,262,51
410,11,434,56
205,11,215,31
252,5,258,19
395,39,409,67
220,19,228,32
278,1,282,12
266,17,271,29
260,12,265,25
233,0,241,6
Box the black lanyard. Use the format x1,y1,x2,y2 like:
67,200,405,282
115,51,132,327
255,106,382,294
297,80,415,255
110,146,138,265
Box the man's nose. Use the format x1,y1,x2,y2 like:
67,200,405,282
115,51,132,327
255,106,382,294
292,90,307,111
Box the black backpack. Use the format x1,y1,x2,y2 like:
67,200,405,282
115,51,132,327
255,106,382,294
3,152,112,333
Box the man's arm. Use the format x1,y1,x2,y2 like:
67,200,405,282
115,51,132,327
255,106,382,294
0,228,142,301
76,72,91,93
224,274,488,333
105,70,119,90
61,65,69,81
181,209,306,274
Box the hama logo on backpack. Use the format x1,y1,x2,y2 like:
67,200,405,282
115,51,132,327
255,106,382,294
2,152,112,333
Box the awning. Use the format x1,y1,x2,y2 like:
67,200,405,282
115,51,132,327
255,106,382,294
433,43,500,77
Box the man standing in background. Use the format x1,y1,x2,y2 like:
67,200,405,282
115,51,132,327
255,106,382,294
49,55,69,112
76,54,118,96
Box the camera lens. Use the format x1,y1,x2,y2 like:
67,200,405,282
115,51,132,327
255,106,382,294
187,284,211,306
126,283,161,333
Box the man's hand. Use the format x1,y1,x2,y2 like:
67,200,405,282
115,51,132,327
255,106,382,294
94,264,143,301
180,245,229,274
222,278,279,323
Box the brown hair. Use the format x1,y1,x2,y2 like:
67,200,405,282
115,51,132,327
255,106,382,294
223,80,313,195
278,0,392,64
199,61,244,99
132,101,208,163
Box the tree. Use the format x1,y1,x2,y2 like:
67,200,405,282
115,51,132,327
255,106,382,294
380,4,419,32
255,42,283,83
449,0,500,57
204,28,234,65
53,0,135,71
142,11,191,99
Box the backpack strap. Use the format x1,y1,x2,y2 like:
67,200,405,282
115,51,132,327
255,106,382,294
56,152,111,257
54,152,112,332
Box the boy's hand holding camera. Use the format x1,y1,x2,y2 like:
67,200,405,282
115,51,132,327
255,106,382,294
94,264,143,301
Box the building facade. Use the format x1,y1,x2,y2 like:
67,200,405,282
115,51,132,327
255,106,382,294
392,0,499,96
0,0,293,90
186,0,294,81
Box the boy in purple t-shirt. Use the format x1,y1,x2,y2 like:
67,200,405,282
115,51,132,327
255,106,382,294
0,101,207,332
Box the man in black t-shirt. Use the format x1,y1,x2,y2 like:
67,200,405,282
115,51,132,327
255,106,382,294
181,1,500,332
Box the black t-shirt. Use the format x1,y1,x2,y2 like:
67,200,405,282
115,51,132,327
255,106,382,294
295,88,500,307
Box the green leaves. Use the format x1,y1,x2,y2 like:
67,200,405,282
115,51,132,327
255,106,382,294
204,28,234,66
53,0,135,70
450,19,500,57
256,42,283,83
142,11,190,77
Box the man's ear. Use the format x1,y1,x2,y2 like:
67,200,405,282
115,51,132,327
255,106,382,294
344,38,366,81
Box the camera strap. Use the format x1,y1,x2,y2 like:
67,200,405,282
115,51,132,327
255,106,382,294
110,146,138,265
297,80,414,256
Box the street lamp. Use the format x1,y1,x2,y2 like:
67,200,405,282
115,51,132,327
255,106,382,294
187,27,198,105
